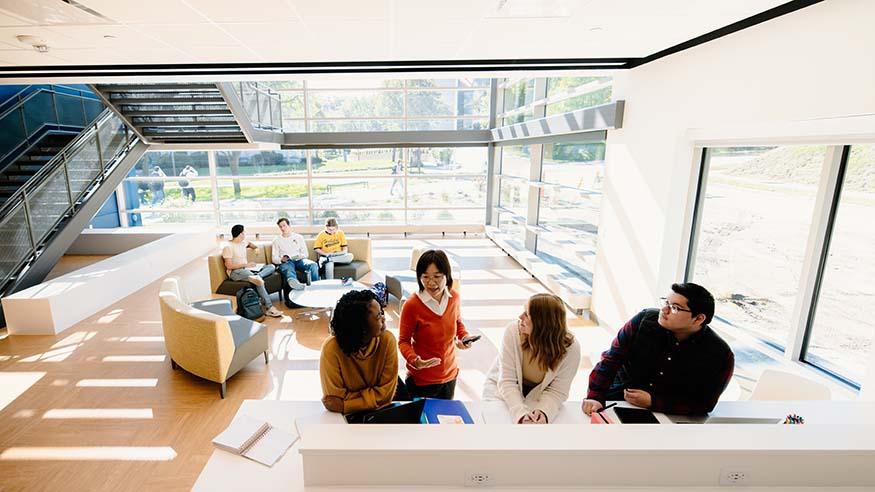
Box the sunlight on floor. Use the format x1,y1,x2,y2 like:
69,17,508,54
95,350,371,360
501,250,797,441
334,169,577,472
463,282,544,300
43,408,154,419
76,378,159,387
0,372,45,412
0,446,177,461
105,336,165,343
19,345,79,363
264,370,323,401
50,331,96,348
102,355,166,362
271,330,322,361
97,309,124,324
457,369,488,401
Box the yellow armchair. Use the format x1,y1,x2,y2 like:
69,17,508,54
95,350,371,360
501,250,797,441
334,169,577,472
159,277,269,398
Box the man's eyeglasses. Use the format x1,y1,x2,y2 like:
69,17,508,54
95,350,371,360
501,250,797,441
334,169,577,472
659,297,692,315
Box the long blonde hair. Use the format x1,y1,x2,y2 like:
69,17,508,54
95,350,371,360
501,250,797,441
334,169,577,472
520,293,573,371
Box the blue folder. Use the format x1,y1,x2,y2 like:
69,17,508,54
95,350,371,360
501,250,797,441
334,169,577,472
421,398,474,424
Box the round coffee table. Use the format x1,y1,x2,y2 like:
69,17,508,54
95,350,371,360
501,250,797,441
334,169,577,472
287,279,368,321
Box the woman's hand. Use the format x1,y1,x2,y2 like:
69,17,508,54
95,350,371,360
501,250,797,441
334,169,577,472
321,395,344,413
412,356,441,370
518,410,548,424
454,337,471,350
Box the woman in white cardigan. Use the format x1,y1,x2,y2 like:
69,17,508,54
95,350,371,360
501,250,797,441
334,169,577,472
483,293,581,424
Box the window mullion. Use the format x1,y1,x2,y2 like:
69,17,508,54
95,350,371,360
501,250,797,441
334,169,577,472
787,145,848,361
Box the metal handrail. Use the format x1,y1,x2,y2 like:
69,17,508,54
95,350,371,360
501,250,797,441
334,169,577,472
0,85,104,168
0,109,140,289
0,84,101,122
0,109,111,218
236,81,283,131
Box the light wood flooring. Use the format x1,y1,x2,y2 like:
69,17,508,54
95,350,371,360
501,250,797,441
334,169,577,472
0,236,601,492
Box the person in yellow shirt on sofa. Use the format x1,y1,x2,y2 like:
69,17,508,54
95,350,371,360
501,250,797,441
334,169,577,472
313,218,354,279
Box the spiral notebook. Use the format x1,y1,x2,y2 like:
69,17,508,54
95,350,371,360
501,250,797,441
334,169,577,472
212,415,298,466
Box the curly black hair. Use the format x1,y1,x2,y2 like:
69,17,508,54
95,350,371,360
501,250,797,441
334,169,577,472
330,289,379,356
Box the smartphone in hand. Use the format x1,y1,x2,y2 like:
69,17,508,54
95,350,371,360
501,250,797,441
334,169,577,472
461,335,482,346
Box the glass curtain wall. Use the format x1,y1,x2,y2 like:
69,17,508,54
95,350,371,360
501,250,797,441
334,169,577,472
122,77,493,228
270,78,490,132
491,76,612,289
123,147,487,227
689,144,875,387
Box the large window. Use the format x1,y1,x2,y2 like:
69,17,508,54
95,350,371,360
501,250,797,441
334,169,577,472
500,145,531,179
269,78,490,133
488,76,614,291
690,146,825,349
123,148,487,228
123,151,213,226
545,76,612,116
805,144,875,383
689,144,875,387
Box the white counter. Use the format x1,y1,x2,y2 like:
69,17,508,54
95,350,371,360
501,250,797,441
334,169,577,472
194,399,875,491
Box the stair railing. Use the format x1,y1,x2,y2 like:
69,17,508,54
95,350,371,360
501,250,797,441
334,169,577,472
234,82,283,131
0,109,140,289
0,85,105,169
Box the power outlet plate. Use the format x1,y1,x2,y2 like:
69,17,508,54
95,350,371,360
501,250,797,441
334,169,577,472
720,469,749,486
467,471,491,487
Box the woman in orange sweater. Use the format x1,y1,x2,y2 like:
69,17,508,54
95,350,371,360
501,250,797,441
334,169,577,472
398,249,476,399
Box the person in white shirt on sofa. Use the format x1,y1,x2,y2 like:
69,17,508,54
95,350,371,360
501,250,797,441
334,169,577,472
222,224,283,318
272,217,319,290
483,293,581,424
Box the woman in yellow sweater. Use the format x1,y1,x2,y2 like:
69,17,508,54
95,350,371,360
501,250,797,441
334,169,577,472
320,290,402,414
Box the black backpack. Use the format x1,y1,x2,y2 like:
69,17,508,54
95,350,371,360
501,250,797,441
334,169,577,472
236,287,265,321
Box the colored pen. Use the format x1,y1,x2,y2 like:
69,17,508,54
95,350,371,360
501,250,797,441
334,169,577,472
596,402,617,413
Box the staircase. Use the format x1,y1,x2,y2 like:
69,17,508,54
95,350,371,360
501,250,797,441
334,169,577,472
0,110,146,326
0,132,78,205
92,83,248,144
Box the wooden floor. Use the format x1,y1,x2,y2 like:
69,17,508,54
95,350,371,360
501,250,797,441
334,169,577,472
0,236,601,492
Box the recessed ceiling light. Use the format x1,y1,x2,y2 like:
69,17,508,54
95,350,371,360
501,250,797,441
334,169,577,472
103,35,116,39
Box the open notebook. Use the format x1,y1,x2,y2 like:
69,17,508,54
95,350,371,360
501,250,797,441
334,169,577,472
213,415,298,466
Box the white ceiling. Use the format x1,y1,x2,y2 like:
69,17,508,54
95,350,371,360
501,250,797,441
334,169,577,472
0,0,791,67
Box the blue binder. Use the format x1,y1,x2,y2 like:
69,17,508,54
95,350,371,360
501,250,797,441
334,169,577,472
421,398,474,424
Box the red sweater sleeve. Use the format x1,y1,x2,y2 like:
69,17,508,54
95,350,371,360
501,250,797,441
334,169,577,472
398,298,419,365
452,290,468,339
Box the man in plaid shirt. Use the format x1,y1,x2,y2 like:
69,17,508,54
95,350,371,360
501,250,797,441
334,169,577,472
583,283,734,416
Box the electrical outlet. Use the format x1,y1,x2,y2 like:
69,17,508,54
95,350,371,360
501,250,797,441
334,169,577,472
467,472,491,486
720,469,748,486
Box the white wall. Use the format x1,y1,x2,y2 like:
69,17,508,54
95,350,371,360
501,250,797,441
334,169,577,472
593,0,875,391
594,0,875,324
